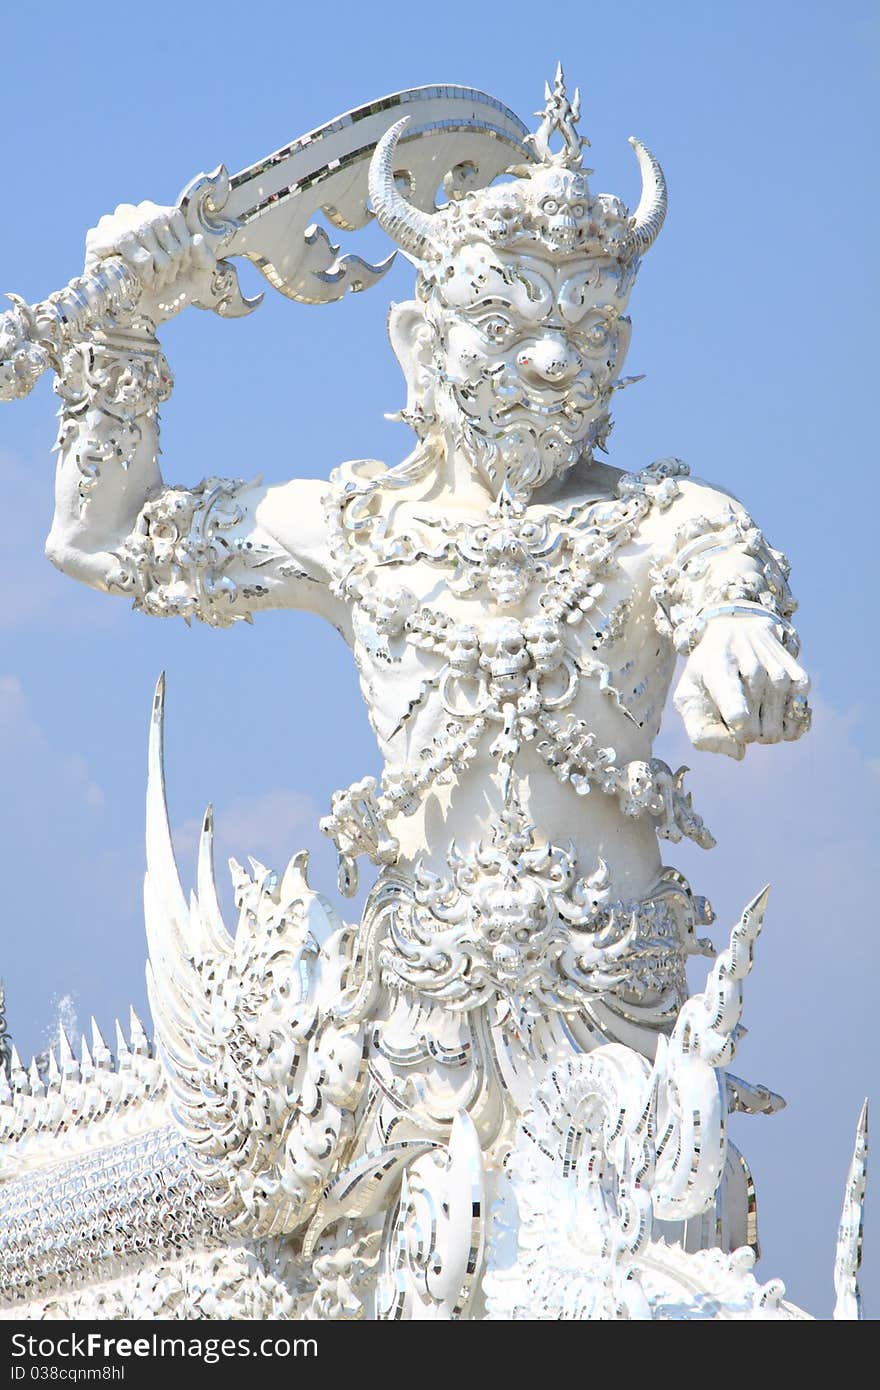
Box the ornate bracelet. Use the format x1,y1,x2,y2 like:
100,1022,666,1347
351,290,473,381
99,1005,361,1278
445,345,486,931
672,601,792,656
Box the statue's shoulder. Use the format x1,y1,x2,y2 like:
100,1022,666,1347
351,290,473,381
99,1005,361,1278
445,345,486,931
661,471,750,523
250,475,338,577
543,462,753,530
618,462,750,524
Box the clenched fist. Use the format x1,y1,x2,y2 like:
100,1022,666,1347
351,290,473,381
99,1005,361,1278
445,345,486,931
674,614,810,759
85,201,216,325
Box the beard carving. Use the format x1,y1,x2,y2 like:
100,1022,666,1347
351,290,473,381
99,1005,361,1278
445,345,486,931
435,364,612,499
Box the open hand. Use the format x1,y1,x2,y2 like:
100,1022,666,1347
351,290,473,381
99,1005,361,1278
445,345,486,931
673,615,810,759
85,201,216,325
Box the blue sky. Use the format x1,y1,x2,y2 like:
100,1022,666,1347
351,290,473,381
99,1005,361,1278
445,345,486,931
0,0,876,1318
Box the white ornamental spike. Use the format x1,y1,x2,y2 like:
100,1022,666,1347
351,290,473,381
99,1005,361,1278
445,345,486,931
197,806,233,956
653,887,771,1220
58,1025,80,1083
128,1006,151,1057
114,1018,130,1062
144,673,233,1063
9,1045,27,1094
0,1063,12,1107
45,1049,61,1090
144,674,189,962
675,885,770,1068
91,1017,113,1070
27,1059,44,1098
247,855,272,883
229,857,253,905
833,1099,868,1321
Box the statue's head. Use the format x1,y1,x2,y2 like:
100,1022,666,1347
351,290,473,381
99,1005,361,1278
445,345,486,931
369,69,667,500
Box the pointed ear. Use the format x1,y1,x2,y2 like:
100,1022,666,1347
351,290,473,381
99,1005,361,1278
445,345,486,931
387,300,438,430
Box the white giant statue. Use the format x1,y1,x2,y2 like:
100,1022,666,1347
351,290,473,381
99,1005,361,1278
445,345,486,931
0,73,867,1320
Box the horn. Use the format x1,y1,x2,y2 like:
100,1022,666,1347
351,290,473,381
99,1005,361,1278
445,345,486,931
368,117,443,263
624,136,668,257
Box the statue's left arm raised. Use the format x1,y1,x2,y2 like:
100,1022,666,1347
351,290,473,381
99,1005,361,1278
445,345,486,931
44,201,341,630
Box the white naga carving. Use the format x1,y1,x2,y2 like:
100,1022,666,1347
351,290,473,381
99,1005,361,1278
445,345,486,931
483,889,795,1319
0,69,867,1319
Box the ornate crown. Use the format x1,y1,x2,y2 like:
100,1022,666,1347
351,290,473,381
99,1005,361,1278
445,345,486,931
368,66,667,269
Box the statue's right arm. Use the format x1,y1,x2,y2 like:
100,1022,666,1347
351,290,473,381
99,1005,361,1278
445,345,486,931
43,201,344,631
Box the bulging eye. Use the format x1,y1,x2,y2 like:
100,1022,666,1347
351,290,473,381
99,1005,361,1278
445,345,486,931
571,204,586,219
542,199,559,215
476,314,516,346
576,315,613,350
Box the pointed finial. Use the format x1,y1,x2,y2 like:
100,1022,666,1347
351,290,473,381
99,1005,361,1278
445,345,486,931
58,1026,80,1082
129,1006,151,1057
833,1099,868,1320
46,1049,61,1088
526,65,591,169
90,1017,112,1069
9,1044,27,1093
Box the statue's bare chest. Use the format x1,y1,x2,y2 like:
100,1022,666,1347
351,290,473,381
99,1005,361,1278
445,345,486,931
334,482,677,752
319,460,713,977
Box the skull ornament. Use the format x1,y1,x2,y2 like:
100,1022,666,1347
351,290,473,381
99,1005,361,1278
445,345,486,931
522,614,565,674
446,623,481,676
473,876,552,987
479,618,530,695
482,532,532,607
615,760,664,819
528,166,594,254
370,585,416,638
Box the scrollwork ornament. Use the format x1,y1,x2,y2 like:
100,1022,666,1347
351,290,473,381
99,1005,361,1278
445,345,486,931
54,328,173,507
373,776,710,1015
109,476,282,626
